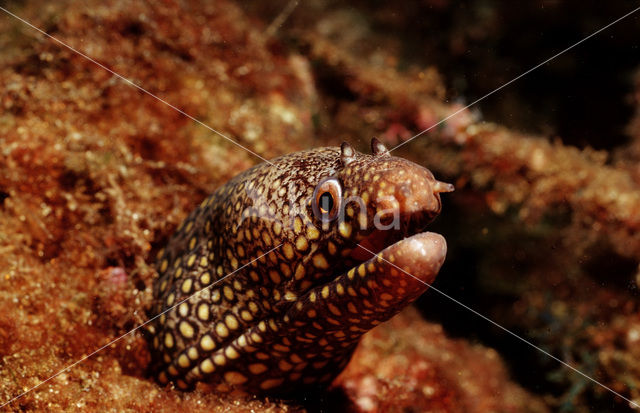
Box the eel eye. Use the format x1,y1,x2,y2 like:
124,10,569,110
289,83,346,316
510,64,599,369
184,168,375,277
312,177,342,223
319,192,333,214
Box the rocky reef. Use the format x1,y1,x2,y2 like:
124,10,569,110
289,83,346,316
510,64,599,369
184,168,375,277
0,0,638,411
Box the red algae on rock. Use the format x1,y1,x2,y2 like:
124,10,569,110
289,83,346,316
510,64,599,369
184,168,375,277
335,308,549,413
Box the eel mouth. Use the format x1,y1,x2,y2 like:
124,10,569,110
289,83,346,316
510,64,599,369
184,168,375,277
348,209,437,263
337,219,447,293
349,226,401,262
304,169,453,308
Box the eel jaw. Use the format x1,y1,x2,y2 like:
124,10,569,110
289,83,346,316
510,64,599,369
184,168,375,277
379,231,448,286
266,232,447,393
346,231,448,302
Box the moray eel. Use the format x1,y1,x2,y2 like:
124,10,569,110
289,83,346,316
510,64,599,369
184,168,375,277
148,138,453,394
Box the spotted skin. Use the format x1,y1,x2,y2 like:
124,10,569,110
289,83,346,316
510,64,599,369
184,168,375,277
148,138,453,394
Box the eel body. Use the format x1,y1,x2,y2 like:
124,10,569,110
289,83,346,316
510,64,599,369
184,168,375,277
148,138,453,394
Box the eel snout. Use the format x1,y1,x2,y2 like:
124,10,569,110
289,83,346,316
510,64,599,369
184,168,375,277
362,159,453,235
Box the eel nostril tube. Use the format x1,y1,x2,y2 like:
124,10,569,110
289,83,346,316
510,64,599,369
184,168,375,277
433,181,455,194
